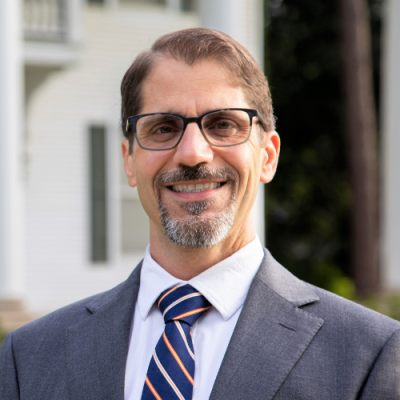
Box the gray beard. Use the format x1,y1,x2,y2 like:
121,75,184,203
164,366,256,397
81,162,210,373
155,165,237,248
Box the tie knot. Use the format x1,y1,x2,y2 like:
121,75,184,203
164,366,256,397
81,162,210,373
156,284,211,326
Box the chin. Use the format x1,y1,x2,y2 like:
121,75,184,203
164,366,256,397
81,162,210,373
160,207,235,249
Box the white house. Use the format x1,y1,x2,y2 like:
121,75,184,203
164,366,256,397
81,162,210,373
0,0,265,328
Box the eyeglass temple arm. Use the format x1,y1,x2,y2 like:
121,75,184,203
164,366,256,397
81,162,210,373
256,111,268,131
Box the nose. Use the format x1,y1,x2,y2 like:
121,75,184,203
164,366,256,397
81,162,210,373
172,121,214,166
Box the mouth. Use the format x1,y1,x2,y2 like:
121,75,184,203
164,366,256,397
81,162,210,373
169,182,225,193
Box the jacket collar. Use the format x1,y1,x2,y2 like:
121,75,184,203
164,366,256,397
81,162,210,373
256,249,320,306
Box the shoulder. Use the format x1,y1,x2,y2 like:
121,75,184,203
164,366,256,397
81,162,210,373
7,264,141,351
261,249,400,335
301,283,400,359
7,286,114,352
306,284,400,332
259,249,400,349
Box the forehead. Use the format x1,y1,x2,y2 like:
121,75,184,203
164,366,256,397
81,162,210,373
140,57,249,115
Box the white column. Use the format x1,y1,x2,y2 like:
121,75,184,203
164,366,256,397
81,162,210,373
67,0,84,44
0,0,24,299
199,0,266,244
382,0,400,290
199,0,264,67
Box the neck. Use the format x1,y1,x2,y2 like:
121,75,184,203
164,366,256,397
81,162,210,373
149,218,255,280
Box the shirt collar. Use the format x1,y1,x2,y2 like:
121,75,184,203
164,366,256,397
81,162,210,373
138,236,264,321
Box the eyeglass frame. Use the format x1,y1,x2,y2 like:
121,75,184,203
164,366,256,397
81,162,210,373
125,108,266,151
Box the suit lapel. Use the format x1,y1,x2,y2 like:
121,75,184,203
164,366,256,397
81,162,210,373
66,263,142,400
210,251,324,400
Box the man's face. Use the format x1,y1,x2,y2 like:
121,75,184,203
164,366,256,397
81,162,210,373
122,57,279,248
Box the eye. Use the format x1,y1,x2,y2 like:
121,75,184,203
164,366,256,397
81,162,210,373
207,119,236,131
155,125,174,134
214,121,233,129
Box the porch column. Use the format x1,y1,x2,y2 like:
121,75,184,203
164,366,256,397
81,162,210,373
0,0,24,299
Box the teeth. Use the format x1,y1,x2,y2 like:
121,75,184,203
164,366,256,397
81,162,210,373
171,182,222,193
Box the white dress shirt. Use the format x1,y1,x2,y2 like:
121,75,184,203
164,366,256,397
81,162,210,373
124,236,264,400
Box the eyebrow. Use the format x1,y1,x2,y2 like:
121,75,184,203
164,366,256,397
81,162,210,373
141,108,229,118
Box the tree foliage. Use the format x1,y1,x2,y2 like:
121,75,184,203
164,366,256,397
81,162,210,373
265,0,382,295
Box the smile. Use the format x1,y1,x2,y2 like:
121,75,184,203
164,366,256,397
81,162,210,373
170,182,223,193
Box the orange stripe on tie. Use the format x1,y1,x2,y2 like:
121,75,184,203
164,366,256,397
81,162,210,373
163,332,194,385
145,376,162,400
158,286,180,307
172,306,212,321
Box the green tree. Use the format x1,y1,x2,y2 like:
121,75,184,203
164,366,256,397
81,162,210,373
265,0,382,296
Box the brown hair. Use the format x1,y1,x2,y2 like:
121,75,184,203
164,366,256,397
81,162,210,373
121,28,275,150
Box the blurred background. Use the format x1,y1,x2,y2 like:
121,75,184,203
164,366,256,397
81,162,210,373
0,0,399,341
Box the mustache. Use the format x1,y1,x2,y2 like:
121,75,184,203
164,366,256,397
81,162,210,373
155,164,237,186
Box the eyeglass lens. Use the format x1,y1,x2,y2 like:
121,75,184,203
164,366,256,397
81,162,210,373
135,110,251,150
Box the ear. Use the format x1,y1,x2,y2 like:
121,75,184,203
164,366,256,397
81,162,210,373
260,131,280,183
121,139,137,187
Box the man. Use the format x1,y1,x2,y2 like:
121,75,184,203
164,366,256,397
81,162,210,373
1,28,399,400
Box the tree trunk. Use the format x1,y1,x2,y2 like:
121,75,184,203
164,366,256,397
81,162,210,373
338,0,379,295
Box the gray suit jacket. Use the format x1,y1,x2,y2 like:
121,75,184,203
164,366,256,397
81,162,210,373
1,250,400,399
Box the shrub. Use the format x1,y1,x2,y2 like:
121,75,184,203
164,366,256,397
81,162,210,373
357,294,400,322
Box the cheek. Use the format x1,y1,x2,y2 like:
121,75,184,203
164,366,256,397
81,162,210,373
133,150,172,202
134,150,163,178
225,148,263,212
224,145,260,182
133,153,158,199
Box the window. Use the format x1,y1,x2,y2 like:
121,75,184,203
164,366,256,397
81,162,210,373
89,126,108,262
181,0,196,12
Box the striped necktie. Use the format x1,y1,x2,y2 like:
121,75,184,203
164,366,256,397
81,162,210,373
141,284,211,400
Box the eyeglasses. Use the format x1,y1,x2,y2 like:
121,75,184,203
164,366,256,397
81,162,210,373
126,108,265,151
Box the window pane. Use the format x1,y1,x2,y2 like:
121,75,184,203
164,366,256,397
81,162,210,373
90,126,108,262
181,0,196,12
87,0,105,5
